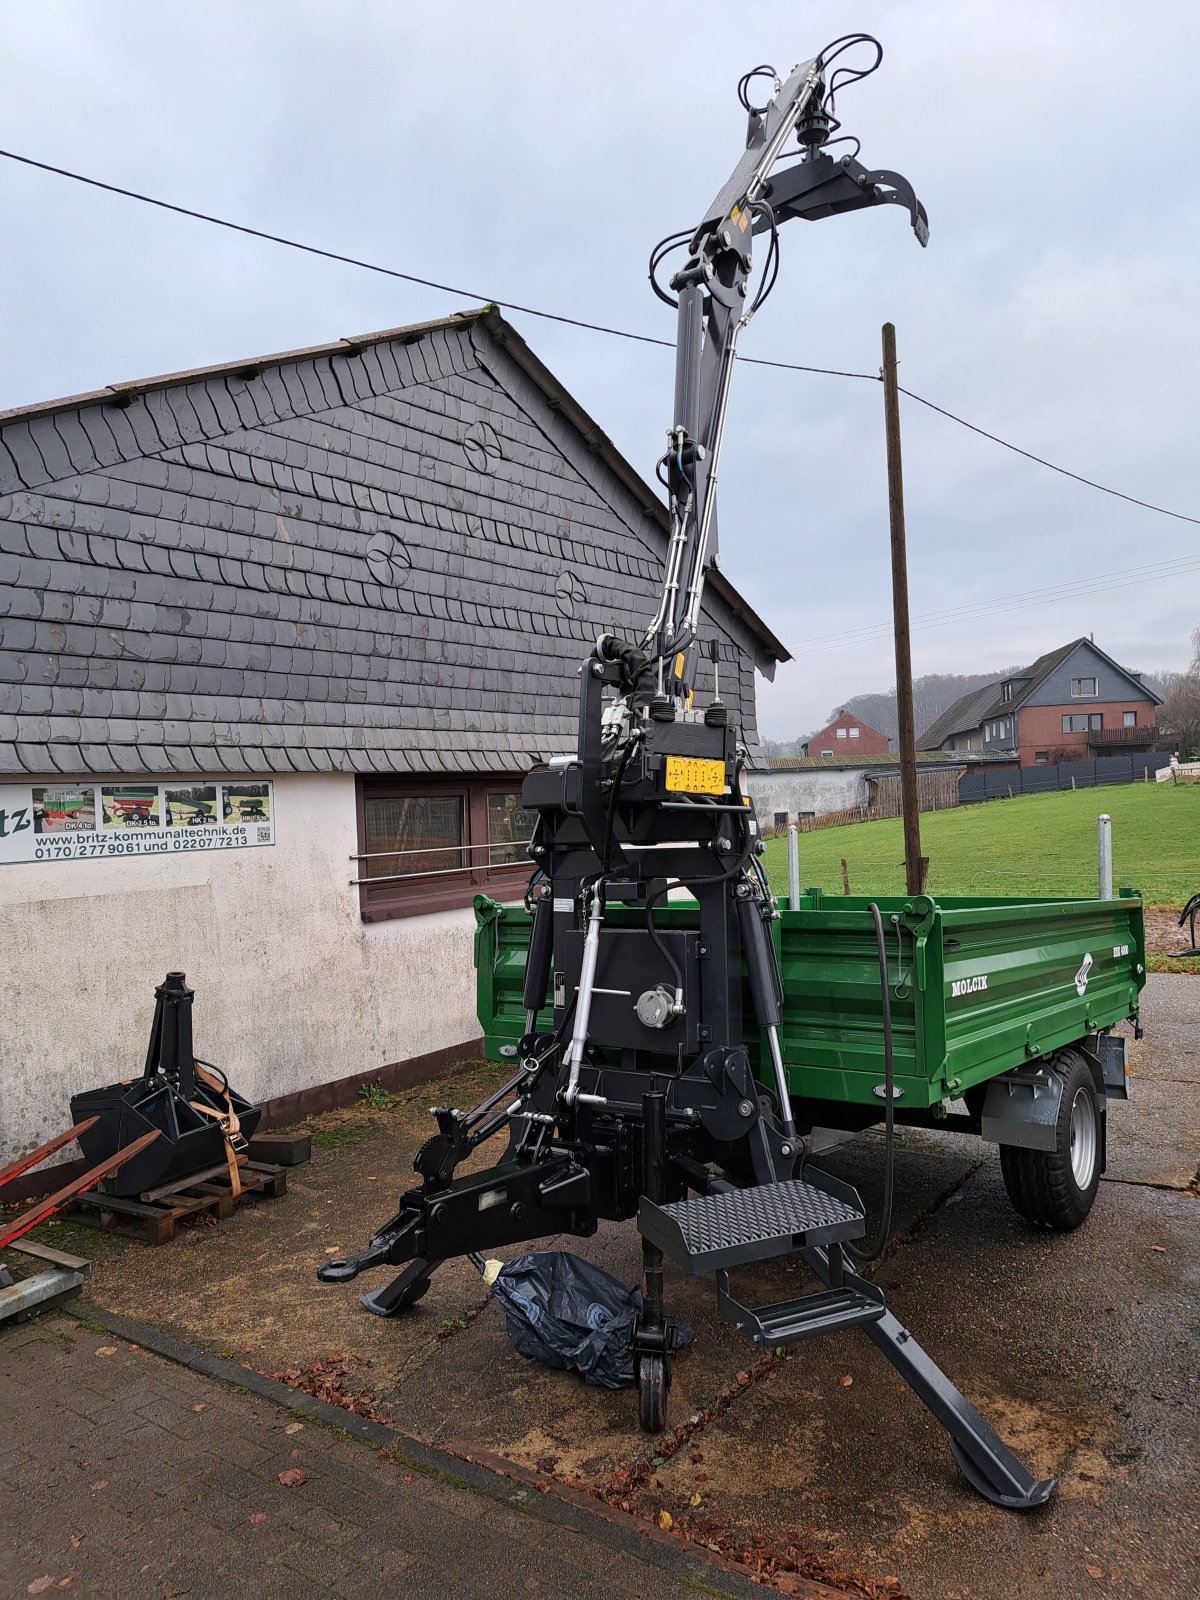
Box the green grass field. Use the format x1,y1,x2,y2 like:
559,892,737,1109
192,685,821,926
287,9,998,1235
761,781,1198,907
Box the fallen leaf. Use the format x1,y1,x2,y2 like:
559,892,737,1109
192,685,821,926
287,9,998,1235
366,1176,378,1182
657,1510,673,1531
1150,1245,1167,1254
191,1404,206,1414
89,1481,107,1492
324,1248,339,1256
27,1579,54,1595
1074,1429,1091,1440
249,1512,267,1527
93,1347,117,1359
277,1468,306,1487
403,1474,414,1483
1085,1563,1104,1580
284,1422,304,1435
838,1375,853,1387
126,1344,139,1352
68,1536,84,1550
56,1581,73,1592
689,1492,702,1507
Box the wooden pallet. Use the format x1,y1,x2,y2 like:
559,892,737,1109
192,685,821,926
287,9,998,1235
62,1159,287,1245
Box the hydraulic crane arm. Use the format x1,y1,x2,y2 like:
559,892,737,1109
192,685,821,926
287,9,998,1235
643,37,928,685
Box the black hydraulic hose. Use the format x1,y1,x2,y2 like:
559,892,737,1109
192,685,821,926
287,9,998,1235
644,881,685,995
846,902,896,1264
642,806,756,999
601,736,638,870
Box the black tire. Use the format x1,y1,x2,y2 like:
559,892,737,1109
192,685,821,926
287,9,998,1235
999,1048,1102,1231
638,1354,668,1433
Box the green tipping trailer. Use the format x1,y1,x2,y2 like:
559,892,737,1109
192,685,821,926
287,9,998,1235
474,886,1145,1229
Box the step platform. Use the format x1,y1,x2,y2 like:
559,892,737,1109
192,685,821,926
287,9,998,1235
716,1277,885,1347
638,1175,865,1273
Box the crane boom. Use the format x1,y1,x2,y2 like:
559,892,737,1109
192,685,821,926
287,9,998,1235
645,41,928,683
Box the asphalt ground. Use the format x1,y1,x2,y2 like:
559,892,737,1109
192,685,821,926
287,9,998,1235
7,974,1197,1599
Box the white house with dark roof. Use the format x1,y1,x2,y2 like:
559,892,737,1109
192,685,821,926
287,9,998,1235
0,305,786,1165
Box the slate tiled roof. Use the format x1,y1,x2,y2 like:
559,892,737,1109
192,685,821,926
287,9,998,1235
0,307,784,778
918,682,1001,750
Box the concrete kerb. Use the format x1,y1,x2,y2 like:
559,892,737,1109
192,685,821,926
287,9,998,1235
72,1300,849,1600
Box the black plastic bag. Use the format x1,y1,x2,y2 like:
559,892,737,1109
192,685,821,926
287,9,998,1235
485,1251,645,1390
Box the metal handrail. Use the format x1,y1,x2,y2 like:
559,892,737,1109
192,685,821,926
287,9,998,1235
350,841,521,861
349,849,531,888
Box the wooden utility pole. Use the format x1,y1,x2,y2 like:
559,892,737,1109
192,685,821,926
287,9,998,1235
881,323,928,896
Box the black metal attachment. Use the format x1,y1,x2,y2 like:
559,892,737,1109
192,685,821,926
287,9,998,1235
70,972,259,1199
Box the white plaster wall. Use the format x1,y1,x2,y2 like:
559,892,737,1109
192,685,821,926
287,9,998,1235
746,768,868,821
0,773,482,1163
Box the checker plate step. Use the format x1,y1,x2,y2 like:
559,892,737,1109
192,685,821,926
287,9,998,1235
638,1177,865,1273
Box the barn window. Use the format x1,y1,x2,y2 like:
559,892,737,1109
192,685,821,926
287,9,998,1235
355,777,536,920
773,811,788,827
1070,677,1097,697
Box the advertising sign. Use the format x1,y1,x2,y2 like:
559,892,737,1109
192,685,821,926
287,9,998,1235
0,781,275,865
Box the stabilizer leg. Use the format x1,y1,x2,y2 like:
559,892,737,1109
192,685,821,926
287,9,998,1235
802,1244,1055,1510
635,1089,671,1432
359,1257,436,1318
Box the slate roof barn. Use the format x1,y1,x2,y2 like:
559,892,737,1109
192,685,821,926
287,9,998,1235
0,305,785,779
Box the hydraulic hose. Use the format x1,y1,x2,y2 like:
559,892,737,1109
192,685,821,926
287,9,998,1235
846,901,896,1264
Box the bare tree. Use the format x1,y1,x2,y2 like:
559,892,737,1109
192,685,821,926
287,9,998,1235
1160,672,1200,759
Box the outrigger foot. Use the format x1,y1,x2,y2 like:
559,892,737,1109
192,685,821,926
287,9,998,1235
359,1257,437,1318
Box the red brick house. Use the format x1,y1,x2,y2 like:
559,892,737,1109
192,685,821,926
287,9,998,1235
921,639,1161,767
802,709,890,758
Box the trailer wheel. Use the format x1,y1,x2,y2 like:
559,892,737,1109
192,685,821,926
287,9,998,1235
999,1049,1101,1231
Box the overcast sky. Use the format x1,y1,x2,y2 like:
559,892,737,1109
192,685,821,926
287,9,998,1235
2,1,1197,737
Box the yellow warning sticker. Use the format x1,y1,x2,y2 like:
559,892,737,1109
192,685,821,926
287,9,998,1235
665,756,725,796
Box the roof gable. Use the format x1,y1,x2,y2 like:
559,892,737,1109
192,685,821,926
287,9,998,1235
980,638,1162,718
0,310,780,778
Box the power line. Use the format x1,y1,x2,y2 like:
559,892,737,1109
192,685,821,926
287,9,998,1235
897,386,1200,530
2,145,1199,532
794,550,1200,653
0,148,855,382
793,553,1200,655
